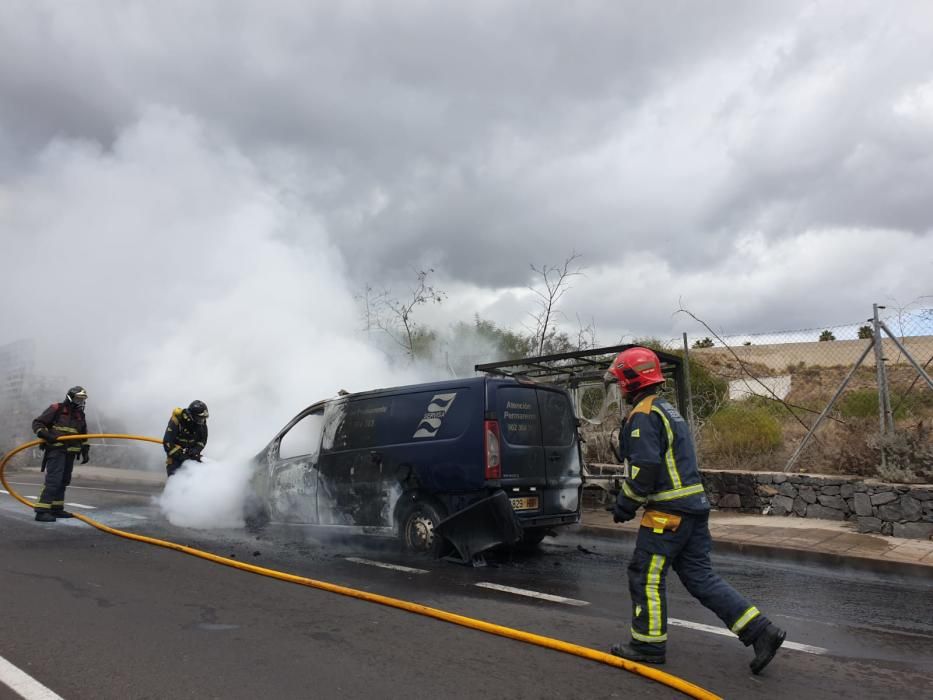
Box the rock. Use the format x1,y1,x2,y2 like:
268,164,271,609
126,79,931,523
718,494,742,509
881,522,894,536
878,503,903,521
900,496,922,522
818,494,847,511
771,495,795,516
856,517,883,534
822,485,841,496
798,486,818,504
895,486,911,494
756,474,774,484
758,485,779,497
870,492,897,506
853,493,873,517
806,503,845,520
779,482,797,498
909,489,933,502
793,497,808,517
840,484,856,499
892,522,933,540
773,474,788,484
708,492,720,506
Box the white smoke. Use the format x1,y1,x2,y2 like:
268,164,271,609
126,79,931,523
157,458,254,529
0,107,433,528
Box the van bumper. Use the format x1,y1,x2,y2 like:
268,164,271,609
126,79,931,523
517,512,581,529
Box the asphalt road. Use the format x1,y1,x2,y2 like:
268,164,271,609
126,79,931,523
1,477,932,700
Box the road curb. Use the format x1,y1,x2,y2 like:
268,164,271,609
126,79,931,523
577,524,933,579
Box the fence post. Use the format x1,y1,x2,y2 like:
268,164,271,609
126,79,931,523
682,332,696,437
872,304,893,470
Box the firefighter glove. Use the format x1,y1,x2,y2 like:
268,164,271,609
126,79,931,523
612,502,636,524
80,444,90,464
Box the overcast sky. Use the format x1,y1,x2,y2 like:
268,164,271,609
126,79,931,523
2,1,932,443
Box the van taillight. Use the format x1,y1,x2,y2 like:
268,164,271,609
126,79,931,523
484,420,501,480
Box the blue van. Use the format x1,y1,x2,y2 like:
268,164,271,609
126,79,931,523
247,376,583,557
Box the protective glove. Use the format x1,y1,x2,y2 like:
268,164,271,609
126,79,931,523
80,444,90,464
185,449,202,462
609,502,636,524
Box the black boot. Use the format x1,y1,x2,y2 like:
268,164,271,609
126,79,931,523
52,510,75,518
750,623,786,675
610,643,666,665
35,511,57,522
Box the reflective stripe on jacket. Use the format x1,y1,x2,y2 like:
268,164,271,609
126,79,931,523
163,408,208,459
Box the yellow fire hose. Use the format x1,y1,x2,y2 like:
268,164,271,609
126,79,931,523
1,434,721,700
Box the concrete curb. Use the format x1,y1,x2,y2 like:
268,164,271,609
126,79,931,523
576,523,933,579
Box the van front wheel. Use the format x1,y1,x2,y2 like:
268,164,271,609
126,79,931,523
401,502,446,557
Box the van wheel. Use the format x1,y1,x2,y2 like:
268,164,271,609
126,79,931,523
400,502,446,557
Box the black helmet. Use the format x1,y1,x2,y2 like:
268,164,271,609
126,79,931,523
188,400,209,424
66,386,88,408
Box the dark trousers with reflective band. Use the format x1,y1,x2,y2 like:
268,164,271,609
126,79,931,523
166,457,184,477
628,511,768,653
35,450,76,514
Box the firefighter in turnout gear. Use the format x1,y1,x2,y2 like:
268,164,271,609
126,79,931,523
606,347,786,674
32,386,90,522
163,400,209,477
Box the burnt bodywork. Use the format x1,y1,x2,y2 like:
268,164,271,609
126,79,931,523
247,376,583,558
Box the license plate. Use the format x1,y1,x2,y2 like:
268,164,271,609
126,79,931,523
510,496,539,511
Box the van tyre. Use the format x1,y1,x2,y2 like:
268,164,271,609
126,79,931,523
400,501,447,558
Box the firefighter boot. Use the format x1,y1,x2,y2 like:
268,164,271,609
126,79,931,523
35,511,57,522
750,623,786,675
52,510,75,518
610,643,666,665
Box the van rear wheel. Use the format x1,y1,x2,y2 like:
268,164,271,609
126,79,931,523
519,527,549,547
401,501,447,557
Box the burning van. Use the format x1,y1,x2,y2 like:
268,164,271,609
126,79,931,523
246,376,584,561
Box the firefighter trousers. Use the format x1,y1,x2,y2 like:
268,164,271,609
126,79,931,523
35,449,76,514
627,511,768,654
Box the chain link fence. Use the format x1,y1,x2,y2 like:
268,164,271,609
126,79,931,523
681,305,933,483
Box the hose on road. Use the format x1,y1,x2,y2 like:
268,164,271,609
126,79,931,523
2,434,722,700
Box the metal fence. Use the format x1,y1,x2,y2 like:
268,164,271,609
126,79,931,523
679,305,933,482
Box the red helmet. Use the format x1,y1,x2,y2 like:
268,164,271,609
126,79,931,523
607,347,665,398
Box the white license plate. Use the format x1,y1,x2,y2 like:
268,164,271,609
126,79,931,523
510,496,539,511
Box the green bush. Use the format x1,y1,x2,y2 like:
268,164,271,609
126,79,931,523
704,404,783,459
838,389,923,420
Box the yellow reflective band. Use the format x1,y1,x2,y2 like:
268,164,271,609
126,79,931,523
651,406,681,490
52,426,78,433
168,446,183,455
631,628,668,643
51,500,65,505
731,606,761,634
631,465,640,479
622,481,647,503
631,428,640,438
649,483,706,503
35,501,52,508
646,554,666,636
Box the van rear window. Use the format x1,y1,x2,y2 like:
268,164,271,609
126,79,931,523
497,387,541,446
538,389,575,446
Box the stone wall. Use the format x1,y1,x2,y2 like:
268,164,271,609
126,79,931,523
701,470,933,541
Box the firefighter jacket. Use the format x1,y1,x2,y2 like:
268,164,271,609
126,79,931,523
32,403,88,453
163,408,208,462
615,393,710,519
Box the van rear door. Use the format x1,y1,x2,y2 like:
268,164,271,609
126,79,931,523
536,386,582,495
493,384,546,490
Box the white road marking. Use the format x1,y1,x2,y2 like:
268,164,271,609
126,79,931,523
0,653,65,699
474,582,590,607
7,481,153,496
64,503,96,510
114,512,148,520
345,557,428,574
668,618,828,655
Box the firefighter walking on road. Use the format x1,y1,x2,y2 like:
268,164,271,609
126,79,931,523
163,400,209,477
32,386,90,522
606,347,785,674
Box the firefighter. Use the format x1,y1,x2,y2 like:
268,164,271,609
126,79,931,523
606,347,785,674
163,400,209,477
32,386,90,522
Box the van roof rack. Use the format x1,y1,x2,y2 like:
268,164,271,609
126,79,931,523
474,344,688,417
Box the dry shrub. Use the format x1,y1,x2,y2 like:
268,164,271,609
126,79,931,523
701,404,782,467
